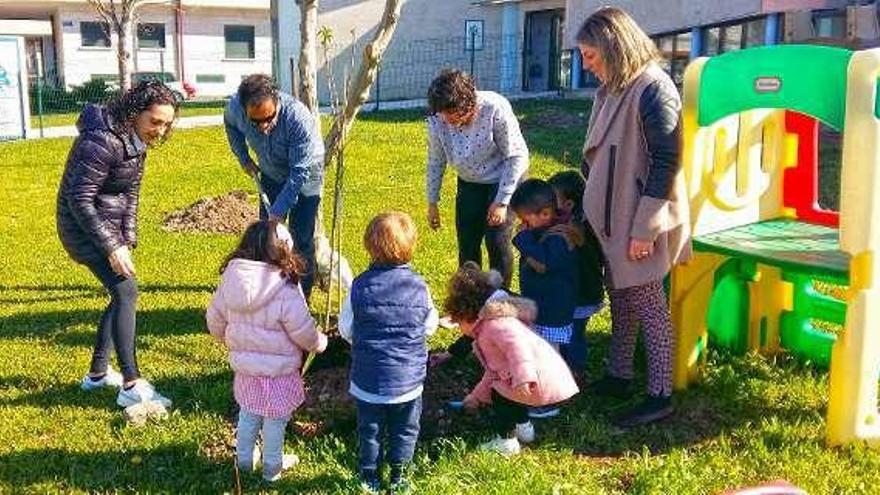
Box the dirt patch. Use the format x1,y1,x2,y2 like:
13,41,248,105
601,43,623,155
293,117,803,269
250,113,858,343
522,108,587,129
162,190,258,234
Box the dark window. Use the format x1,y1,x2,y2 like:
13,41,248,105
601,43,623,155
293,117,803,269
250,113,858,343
813,9,847,38
722,24,743,52
81,21,110,48
703,27,721,56
196,74,226,83
744,18,766,47
138,23,166,49
654,31,690,88
225,25,255,59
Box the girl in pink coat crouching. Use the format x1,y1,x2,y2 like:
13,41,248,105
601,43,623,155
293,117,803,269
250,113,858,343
444,265,579,455
207,220,327,482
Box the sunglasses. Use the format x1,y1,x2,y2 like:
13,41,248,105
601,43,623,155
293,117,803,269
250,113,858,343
249,110,277,126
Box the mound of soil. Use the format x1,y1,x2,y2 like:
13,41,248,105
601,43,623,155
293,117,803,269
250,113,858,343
162,190,257,234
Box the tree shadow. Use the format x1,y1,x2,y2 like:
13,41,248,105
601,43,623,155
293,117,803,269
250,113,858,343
0,307,209,344
0,445,237,492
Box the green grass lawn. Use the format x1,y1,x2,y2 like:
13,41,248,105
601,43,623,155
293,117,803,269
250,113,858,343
1,98,879,494
30,103,226,129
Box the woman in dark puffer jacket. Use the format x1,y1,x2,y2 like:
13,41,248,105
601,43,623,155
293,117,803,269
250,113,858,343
57,80,179,408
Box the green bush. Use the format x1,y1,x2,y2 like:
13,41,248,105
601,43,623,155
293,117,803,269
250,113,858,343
30,78,119,114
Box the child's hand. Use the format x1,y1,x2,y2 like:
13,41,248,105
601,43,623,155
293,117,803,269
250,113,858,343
514,382,535,396
462,395,481,411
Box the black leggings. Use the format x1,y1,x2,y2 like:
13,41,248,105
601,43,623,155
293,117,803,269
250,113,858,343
489,390,529,438
455,179,514,288
83,256,140,382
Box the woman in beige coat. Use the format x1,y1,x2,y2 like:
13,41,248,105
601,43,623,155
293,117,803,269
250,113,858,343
577,7,691,427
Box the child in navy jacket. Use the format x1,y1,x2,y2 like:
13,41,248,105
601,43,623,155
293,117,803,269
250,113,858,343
339,211,438,493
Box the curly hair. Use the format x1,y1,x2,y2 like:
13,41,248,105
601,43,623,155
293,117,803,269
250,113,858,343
238,73,279,109
221,220,306,284
107,79,180,143
443,262,503,323
427,68,477,115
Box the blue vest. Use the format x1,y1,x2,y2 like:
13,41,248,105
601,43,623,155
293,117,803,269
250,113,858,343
350,264,431,397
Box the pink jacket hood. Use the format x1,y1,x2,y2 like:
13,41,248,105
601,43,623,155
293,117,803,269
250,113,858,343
206,259,327,377
217,259,289,313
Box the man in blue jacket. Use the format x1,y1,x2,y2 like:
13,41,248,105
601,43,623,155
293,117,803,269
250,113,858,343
224,74,324,298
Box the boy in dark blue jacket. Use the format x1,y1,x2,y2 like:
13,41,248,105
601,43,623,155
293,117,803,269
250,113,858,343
549,171,605,376
510,179,584,351
339,212,438,493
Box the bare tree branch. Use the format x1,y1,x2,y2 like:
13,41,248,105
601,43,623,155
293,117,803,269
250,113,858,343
322,0,403,167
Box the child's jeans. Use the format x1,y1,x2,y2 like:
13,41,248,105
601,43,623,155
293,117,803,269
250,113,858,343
356,396,422,473
490,390,529,438
237,409,289,478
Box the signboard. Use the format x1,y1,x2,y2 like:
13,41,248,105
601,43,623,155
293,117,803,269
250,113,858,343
465,20,484,51
0,36,29,141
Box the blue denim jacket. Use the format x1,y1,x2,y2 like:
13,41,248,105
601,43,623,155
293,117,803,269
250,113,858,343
224,93,325,217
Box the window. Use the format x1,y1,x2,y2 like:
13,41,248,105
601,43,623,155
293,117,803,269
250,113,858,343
814,9,847,38
196,74,226,83
225,25,255,59
653,31,690,88
744,18,766,47
722,24,743,52
703,27,721,56
138,23,165,49
81,21,110,48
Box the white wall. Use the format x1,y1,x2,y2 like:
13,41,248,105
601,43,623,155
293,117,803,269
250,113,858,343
181,7,273,96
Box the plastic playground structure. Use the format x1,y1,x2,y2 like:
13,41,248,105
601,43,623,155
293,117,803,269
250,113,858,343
670,44,880,448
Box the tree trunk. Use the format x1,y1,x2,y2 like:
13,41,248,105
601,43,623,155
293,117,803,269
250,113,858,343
117,16,134,91
298,0,319,118
322,0,403,168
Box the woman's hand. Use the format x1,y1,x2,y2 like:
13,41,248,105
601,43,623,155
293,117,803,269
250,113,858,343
486,202,508,227
109,246,136,278
628,238,655,262
427,203,441,230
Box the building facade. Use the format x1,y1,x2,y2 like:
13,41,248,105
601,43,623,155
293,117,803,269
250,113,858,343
564,0,880,88
0,0,273,97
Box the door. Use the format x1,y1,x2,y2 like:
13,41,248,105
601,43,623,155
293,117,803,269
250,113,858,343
523,9,564,92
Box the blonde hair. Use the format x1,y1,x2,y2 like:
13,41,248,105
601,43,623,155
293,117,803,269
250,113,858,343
364,211,417,265
576,7,660,94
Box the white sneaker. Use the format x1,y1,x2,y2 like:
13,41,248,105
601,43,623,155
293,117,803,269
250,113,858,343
263,454,300,482
480,436,521,456
80,367,124,390
515,421,535,444
116,379,172,408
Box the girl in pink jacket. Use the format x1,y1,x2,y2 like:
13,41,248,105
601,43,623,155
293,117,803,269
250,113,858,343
207,220,327,482
444,264,579,455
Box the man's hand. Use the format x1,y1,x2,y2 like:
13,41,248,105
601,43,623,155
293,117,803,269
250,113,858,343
427,203,441,230
241,159,259,178
487,202,508,227
108,246,136,279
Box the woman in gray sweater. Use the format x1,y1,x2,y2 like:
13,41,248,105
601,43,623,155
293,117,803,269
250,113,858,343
425,69,529,287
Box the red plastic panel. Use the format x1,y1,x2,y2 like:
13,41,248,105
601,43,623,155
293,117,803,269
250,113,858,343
782,111,839,227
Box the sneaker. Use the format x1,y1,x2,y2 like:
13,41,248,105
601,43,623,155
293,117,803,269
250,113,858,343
263,453,299,482
528,406,560,419
390,476,413,494
591,375,633,399
116,379,172,408
359,470,381,494
613,395,673,428
80,367,124,390
515,421,535,444
480,436,521,456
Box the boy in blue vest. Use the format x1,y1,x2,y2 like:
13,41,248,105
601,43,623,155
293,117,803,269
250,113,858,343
339,211,438,494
